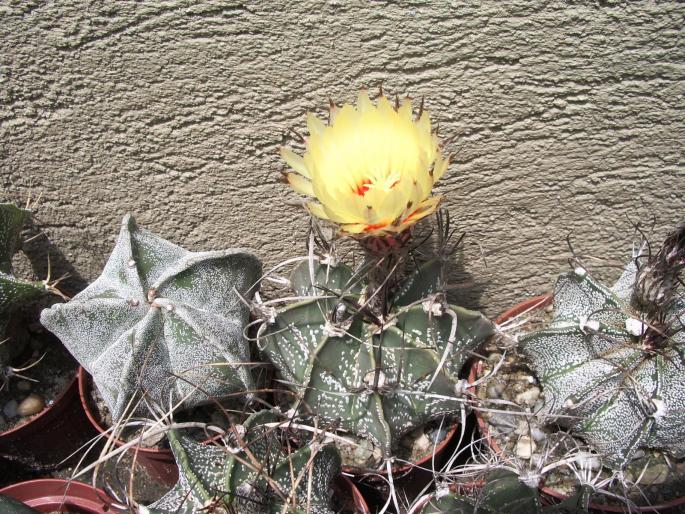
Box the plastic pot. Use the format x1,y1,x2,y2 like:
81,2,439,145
77,367,178,486
469,294,685,513
0,478,114,513
0,373,97,471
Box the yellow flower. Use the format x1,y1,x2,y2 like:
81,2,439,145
280,90,449,237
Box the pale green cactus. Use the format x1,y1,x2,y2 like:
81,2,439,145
257,255,495,461
142,410,342,514
520,224,685,469
40,214,262,421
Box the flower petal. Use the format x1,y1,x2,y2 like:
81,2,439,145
280,147,310,178
286,173,315,197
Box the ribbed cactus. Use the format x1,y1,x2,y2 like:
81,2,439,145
417,470,591,514
258,257,495,460
40,214,261,421
520,224,685,469
142,410,342,514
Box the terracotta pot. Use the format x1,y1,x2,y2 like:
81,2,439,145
77,367,179,486
469,295,685,513
0,373,97,471
0,478,114,513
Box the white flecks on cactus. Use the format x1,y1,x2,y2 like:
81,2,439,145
520,231,685,470
259,259,495,459
40,214,262,421
145,411,340,514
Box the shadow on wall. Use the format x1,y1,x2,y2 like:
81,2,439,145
413,214,487,313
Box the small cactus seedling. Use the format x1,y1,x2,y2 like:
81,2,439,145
142,410,342,514
519,224,685,469
257,255,495,461
41,214,262,421
416,469,591,514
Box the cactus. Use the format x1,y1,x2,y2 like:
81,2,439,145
40,214,262,421
519,224,685,469
0,203,46,330
417,469,591,514
142,410,342,514
257,256,495,461
0,203,46,385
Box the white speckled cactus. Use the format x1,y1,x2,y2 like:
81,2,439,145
40,214,261,421
520,224,685,469
257,254,495,461
142,410,341,514
416,469,591,514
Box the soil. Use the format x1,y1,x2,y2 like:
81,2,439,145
474,300,685,509
0,327,76,433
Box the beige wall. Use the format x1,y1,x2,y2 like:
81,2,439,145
2,1,683,316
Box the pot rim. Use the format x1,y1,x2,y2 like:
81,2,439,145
0,373,78,438
469,294,685,512
77,366,218,457
0,478,113,513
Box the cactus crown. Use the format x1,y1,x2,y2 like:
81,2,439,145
520,224,685,469
256,225,495,462
144,410,342,514
41,214,262,421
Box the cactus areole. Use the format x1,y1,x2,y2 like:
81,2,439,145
520,224,685,470
40,214,262,421
258,257,495,461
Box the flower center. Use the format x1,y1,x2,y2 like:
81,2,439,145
353,174,401,197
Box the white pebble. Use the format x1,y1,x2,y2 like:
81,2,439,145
515,387,541,406
17,394,44,416
516,436,536,459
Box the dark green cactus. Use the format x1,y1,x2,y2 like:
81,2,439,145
417,469,591,514
0,495,41,514
519,224,685,469
257,257,495,460
141,410,342,514
0,203,45,328
40,214,262,421
0,204,46,380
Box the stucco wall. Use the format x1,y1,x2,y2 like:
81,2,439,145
1,1,683,316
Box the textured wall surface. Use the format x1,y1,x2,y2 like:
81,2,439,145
1,1,684,316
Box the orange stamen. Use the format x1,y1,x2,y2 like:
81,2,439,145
355,179,372,196
364,222,388,232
